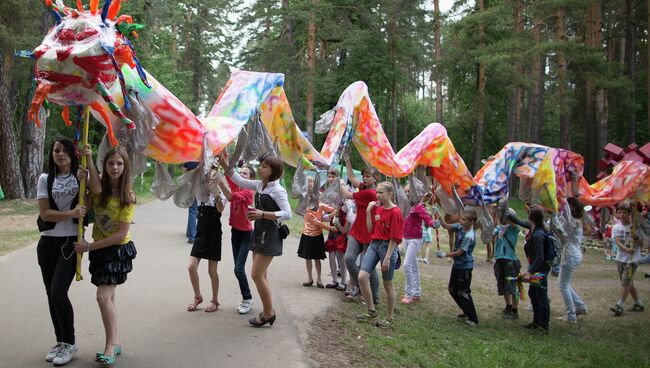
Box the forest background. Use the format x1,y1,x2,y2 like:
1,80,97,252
0,0,648,199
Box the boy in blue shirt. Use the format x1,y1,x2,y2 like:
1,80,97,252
437,209,479,327
493,208,522,319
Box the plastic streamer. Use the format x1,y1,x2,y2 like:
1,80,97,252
151,162,177,200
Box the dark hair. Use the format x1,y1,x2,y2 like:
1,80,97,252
242,165,256,179
461,209,477,223
47,137,79,176
616,203,631,214
567,197,584,218
528,206,546,228
100,146,134,209
260,154,284,182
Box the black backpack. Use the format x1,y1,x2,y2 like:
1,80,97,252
543,231,562,268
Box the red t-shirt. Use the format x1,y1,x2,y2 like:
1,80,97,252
227,177,254,232
370,205,404,245
349,188,377,244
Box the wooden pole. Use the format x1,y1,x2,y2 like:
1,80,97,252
76,106,90,281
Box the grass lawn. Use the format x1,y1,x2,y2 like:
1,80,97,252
0,170,156,256
309,230,650,368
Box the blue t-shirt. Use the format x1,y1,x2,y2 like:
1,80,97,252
493,224,520,261
183,161,199,170
451,223,475,269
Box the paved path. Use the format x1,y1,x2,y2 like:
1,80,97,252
0,199,341,368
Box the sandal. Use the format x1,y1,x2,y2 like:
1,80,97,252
302,281,314,287
316,282,324,289
187,296,203,312
205,300,220,313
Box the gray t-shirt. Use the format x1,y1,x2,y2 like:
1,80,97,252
37,173,79,237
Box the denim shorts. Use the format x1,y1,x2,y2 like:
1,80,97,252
360,240,399,281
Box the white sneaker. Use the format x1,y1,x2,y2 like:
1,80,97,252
52,343,78,366
237,299,254,314
45,343,63,362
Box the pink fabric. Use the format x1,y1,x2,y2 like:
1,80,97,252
403,203,435,239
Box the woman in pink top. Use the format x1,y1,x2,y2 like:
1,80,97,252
298,177,336,287
217,166,255,314
401,189,439,304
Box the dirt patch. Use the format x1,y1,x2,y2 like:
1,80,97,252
305,304,372,368
0,214,37,233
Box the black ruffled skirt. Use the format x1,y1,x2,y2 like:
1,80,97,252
297,234,326,260
89,241,137,286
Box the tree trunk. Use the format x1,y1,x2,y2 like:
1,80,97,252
282,0,294,48
528,17,544,143
584,1,599,179
20,103,47,198
555,8,571,149
473,0,486,173
648,0,650,137
305,0,317,142
625,0,636,144
433,0,444,125
0,52,25,199
508,0,524,142
389,9,398,149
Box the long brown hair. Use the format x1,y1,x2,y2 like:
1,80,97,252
99,146,134,209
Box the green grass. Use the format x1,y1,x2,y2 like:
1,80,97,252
326,235,650,368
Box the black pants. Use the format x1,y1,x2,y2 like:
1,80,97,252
528,276,550,329
448,268,479,324
37,236,76,344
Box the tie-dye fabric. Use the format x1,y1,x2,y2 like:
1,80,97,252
579,161,650,206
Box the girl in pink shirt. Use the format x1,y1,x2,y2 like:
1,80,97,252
401,189,439,304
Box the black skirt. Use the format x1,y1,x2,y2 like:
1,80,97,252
89,241,137,286
190,205,223,261
297,234,327,260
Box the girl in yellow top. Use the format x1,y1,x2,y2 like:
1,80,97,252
75,146,136,366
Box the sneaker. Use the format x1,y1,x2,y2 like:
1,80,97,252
558,315,577,324
52,343,78,366
355,310,378,323
335,283,346,291
325,282,338,289
575,308,589,316
375,317,394,329
187,238,194,244
237,299,254,314
346,287,360,300
503,311,519,320
464,320,478,327
627,303,645,312
501,307,510,315
46,343,63,362
610,304,624,316
422,258,429,265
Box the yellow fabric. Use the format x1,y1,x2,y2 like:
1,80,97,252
92,196,135,245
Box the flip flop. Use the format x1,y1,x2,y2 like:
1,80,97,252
205,300,220,313
187,296,203,312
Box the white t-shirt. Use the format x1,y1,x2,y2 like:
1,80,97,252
36,173,79,237
612,222,641,263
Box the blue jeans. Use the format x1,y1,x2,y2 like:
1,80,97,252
186,199,198,240
557,256,587,321
360,240,399,281
232,229,252,300
345,236,379,302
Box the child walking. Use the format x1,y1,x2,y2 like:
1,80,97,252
401,190,439,305
493,208,522,320
610,203,645,316
436,207,480,327
186,165,227,313
74,146,137,365
355,182,404,328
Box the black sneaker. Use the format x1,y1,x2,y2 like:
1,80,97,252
610,304,624,316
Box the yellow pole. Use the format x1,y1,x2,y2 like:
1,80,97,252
76,106,91,281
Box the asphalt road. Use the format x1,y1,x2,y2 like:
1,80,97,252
0,199,341,368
